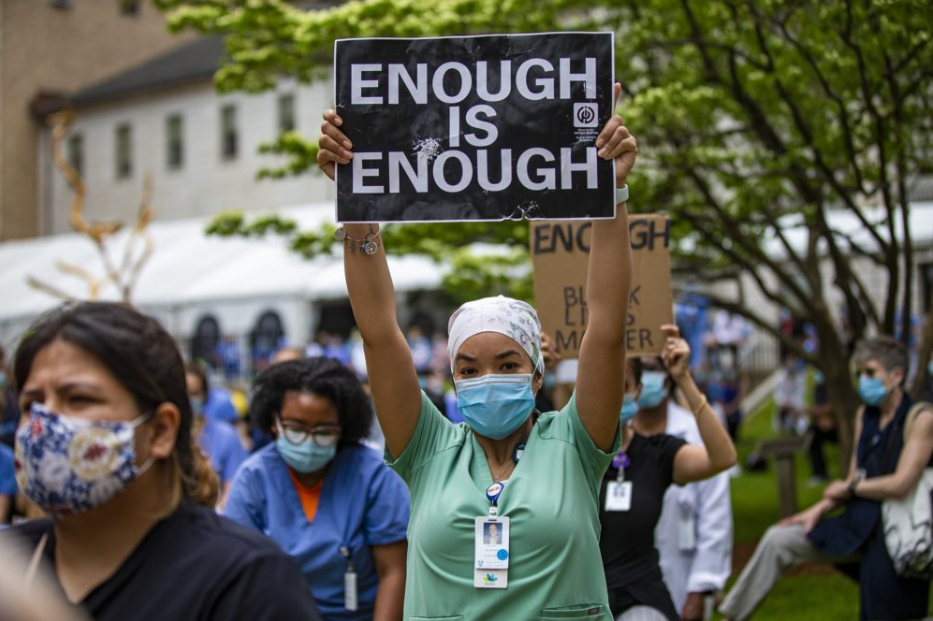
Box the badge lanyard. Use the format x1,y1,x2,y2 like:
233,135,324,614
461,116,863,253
611,451,631,482
339,545,358,611
605,451,633,512
473,439,525,590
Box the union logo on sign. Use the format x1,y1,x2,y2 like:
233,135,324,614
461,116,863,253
574,103,598,128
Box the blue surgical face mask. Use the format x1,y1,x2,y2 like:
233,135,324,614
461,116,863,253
0,370,6,391
858,375,889,407
928,360,933,376
637,371,668,409
275,423,337,473
455,374,535,440
190,397,205,418
620,393,639,424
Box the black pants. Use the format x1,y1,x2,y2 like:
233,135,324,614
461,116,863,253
808,425,838,478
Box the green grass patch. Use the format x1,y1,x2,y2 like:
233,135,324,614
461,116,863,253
730,399,839,546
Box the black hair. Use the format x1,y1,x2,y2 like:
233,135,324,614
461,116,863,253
185,361,211,396
14,302,219,507
249,357,373,448
627,356,643,386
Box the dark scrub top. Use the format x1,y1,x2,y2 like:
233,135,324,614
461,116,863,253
4,501,322,621
599,432,686,621
808,395,931,621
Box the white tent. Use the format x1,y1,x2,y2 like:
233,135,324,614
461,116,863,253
0,202,445,350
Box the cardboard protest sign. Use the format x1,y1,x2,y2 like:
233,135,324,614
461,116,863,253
530,215,673,358
333,32,615,222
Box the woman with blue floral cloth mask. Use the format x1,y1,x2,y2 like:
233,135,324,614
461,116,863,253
318,83,638,620
720,335,933,621
600,326,736,621
223,357,409,621
2,302,321,620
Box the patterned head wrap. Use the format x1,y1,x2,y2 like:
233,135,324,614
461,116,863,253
447,296,543,374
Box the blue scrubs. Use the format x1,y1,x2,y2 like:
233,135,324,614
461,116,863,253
198,418,248,484
0,443,16,497
205,387,238,424
224,444,409,621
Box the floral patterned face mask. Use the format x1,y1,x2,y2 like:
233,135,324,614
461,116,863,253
15,403,155,516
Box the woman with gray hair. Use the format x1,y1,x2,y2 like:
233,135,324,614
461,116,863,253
317,83,637,620
719,335,933,621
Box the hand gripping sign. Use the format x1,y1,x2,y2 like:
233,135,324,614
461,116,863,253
333,32,616,222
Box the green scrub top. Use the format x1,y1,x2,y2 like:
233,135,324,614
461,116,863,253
387,390,620,620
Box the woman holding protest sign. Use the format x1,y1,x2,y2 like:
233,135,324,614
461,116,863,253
600,328,736,621
318,81,636,619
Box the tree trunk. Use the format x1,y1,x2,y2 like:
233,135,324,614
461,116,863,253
909,292,933,401
813,318,859,474
826,369,860,476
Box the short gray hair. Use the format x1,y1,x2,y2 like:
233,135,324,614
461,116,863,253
854,335,908,379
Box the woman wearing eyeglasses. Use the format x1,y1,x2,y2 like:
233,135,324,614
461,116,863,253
224,357,410,621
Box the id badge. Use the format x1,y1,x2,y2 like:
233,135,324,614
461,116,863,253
604,481,632,512
474,516,510,589
678,512,696,551
344,570,358,611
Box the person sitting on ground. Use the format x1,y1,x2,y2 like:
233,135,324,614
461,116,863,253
185,362,248,508
718,335,933,621
600,327,736,621
3,302,321,620
224,357,409,621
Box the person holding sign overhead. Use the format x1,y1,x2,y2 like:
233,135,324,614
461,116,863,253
599,326,736,621
318,79,636,619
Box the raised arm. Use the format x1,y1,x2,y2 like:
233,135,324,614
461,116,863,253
667,326,738,485
318,110,422,458
575,84,637,452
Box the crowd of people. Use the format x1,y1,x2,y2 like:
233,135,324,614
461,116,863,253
0,93,931,621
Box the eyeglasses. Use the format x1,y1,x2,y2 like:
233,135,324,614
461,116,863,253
276,420,342,448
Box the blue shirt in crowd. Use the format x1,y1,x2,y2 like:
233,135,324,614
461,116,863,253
198,418,248,484
0,443,17,497
205,386,238,424
224,443,410,621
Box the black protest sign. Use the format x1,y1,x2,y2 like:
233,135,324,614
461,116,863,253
530,215,673,358
333,32,615,222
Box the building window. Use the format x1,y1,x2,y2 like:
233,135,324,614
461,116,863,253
220,104,238,160
115,123,132,179
278,94,296,133
191,315,222,368
166,114,184,170
48,0,71,9
67,133,84,177
251,311,285,372
120,0,141,16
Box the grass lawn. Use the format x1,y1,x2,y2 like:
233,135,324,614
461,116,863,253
714,399,931,619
